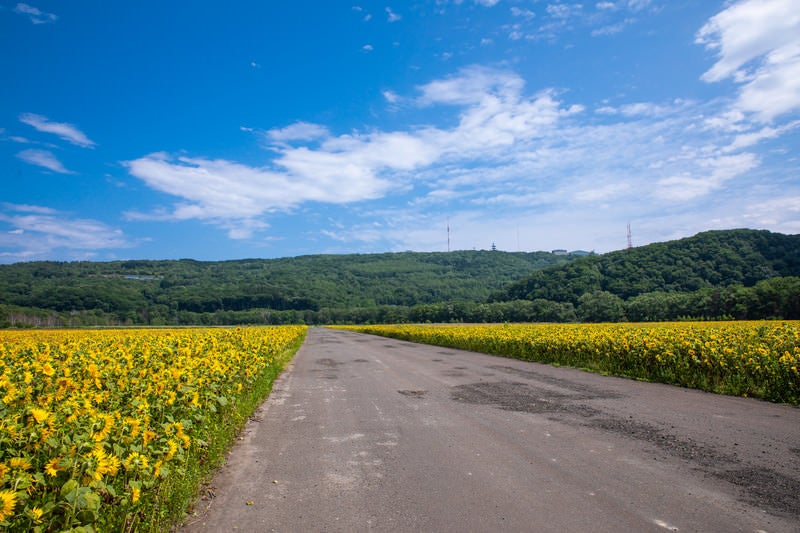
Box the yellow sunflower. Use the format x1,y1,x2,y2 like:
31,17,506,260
0,489,17,522
44,458,60,477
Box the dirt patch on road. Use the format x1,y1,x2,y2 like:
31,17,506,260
451,381,594,415
719,467,800,516
487,364,622,400
398,390,427,398
451,379,800,519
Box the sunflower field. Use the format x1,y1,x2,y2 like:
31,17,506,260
0,325,306,532
337,322,800,404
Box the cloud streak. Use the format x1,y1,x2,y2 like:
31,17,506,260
13,3,57,24
19,113,96,148
16,149,73,174
0,204,132,262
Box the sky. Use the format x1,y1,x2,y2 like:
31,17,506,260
1,0,799,263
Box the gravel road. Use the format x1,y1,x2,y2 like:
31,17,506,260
182,328,800,532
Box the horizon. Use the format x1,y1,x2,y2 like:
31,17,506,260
1,227,786,266
2,1,799,263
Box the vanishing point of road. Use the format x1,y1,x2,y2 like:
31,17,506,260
183,328,800,532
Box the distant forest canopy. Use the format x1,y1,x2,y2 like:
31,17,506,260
0,250,577,327
1,229,799,327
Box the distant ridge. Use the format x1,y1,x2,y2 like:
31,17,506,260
2,229,799,326
493,229,800,304
0,250,578,325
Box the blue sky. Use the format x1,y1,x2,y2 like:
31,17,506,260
1,0,798,263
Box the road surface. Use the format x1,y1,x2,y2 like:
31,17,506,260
182,328,800,532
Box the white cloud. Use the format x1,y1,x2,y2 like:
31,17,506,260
266,122,330,143
16,149,73,174
697,0,800,121
416,65,525,105
510,7,535,18
19,113,95,148
363,44,374,51
596,101,676,117
723,120,800,152
743,196,800,232
124,128,436,238
626,0,651,10
386,7,401,22
13,3,57,24
435,0,501,5
546,3,583,20
0,204,131,262
125,67,578,238
125,65,797,250
654,153,759,201
2,203,58,215
574,182,631,202
592,18,633,36
382,90,399,103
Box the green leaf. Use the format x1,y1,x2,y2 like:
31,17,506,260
82,490,101,512
60,479,78,499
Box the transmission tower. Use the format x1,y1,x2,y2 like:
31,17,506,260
626,222,633,249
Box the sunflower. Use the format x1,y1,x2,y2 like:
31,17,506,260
29,407,51,425
0,489,17,522
8,457,31,471
44,458,60,477
28,506,43,524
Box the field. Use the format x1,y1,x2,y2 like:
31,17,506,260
336,322,800,405
0,325,306,532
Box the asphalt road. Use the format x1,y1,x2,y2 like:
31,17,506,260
182,328,800,532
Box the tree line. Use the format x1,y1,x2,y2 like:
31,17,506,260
2,229,799,327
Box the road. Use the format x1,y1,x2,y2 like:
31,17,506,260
182,328,800,532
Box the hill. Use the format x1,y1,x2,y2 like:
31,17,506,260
3,229,799,326
492,229,800,321
0,250,578,326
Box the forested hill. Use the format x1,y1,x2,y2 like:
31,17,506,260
0,250,577,325
4,229,799,327
494,229,800,305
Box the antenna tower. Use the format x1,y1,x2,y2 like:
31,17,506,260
447,218,451,252
626,222,633,249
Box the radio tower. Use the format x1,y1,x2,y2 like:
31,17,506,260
447,218,451,252
626,222,633,249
